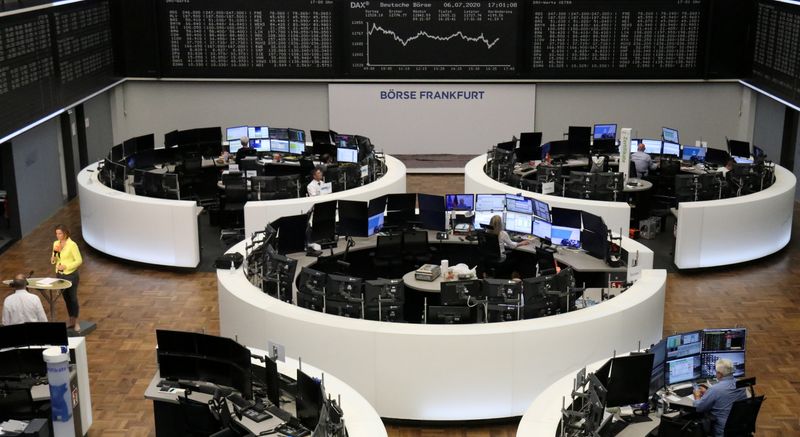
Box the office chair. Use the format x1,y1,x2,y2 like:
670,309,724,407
220,179,247,240
177,395,223,437
238,157,262,176
476,231,505,278
374,234,404,277
402,229,431,269
250,175,278,200
325,166,343,192
162,173,181,200
592,172,623,201
724,395,764,437
221,171,243,186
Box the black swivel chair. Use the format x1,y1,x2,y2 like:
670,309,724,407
374,234,404,277
220,179,248,240
402,229,431,269
250,176,278,200
177,395,223,437
724,395,765,437
476,231,505,278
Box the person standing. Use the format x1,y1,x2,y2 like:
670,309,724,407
51,224,82,331
2,273,47,325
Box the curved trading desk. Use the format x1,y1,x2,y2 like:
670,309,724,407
465,155,632,235
218,235,666,421
77,155,406,268
244,155,407,236
673,164,796,269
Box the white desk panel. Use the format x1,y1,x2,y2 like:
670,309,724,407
219,239,665,421
674,165,795,269
464,155,632,235
243,155,407,237
78,163,201,268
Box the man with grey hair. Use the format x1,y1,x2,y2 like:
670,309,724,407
693,358,747,437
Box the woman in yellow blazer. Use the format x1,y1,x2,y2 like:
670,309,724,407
51,224,83,331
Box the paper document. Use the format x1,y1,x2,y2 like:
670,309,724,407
35,278,59,286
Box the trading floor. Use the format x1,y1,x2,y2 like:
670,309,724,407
0,174,796,437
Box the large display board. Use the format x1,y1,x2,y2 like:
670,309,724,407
528,0,707,78
157,0,337,78
748,0,800,107
0,0,118,141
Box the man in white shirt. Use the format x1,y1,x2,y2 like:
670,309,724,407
630,142,656,178
2,274,47,325
307,167,326,197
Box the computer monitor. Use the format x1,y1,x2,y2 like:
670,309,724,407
568,126,592,156
334,134,357,148
496,140,516,151
0,323,69,350
728,140,750,158
702,328,746,352
482,278,521,300
505,211,532,234
440,280,482,305
364,279,405,305
704,147,730,165
420,210,446,232
337,200,368,237
249,139,269,151
662,127,679,144
289,141,305,155
631,139,663,154
325,274,362,301
248,126,269,139
427,306,474,324
518,132,542,161
475,194,505,211
593,124,617,140
551,225,580,247
228,139,243,154
701,351,745,379
296,369,324,431
648,339,668,395
226,126,248,141
310,200,336,243
368,195,387,217
0,348,48,378
505,194,533,214
156,353,252,398
551,207,581,228
445,194,474,211
532,199,550,222
418,193,445,212
682,146,707,162
337,147,358,163
662,141,681,157
368,212,385,236
261,357,281,407
473,211,496,230
665,355,702,385
666,330,703,359
270,139,289,153
532,218,551,240
603,354,655,408
274,214,308,255
546,140,570,157
269,128,289,140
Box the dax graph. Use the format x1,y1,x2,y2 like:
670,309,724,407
348,1,521,77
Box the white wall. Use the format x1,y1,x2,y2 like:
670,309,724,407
752,92,785,162
109,80,330,145
534,82,748,148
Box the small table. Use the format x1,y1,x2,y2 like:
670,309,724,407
623,178,654,192
27,277,72,320
402,271,442,293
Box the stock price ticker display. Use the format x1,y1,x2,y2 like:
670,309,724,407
749,0,800,107
347,1,521,78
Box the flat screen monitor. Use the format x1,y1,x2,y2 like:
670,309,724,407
505,194,533,214
518,132,543,161
475,194,505,211
704,147,730,165
580,211,605,235
310,130,333,146
666,330,703,359
337,147,358,163
550,207,581,228
155,330,251,366
110,144,123,161
682,146,706,162
156,353,251,399
337,200,368,237
326,274,362,301
270,128,289,140
289,141,305,155
532,218,551,240
0,348,48,378
164,130,179,148
547,140,570,157
288,128,304,142
386,193,416,212
440,280,482,305
497,140,516,151
418,193,445,212
445,194,474,211
662,141,681,157
262,357,281,406
335,134,357,148
427,305,474,324
420,210,446,232
228,139,243,154
295,369,324,431
367,213,385,236
297,267,327,295
665,355,702,385
604,353,655,408
368,195,387,217
505,211,532,234
701,351,745,379
270,139,289,153
733,156,753,164
631,139,663,155
702,328,746,353
0,322,69,350
276,214,308,255
568,126,591,156
728,140,750,158
648,339,668,395
249,139,268,151
473,211,496,230
551,225,580,247
580,229,607,260
662,127,679,144
311,200,336,243
532,199,550,222
247,126,269,139
593,124,617,140
226,126,248,141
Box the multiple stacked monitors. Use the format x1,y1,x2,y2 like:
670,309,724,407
226,125,306,155
630,139,664,155
661,328,747,387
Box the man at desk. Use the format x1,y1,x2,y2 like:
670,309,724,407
693,358,747,437
631,142,656,178
307,166,327,197
2,273,47,325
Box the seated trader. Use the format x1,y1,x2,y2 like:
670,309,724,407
486,215,531,277
693,358,747,437
2,273,47,325
631,142,656,178
234,136,255,164
307,166,326,197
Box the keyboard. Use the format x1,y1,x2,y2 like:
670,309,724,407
673,386,694,397
242,407,272,423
